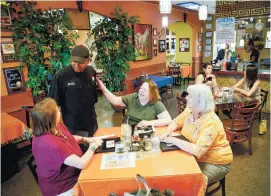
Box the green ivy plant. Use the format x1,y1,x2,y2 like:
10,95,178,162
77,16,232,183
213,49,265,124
90,6,139,92
11,1,79,96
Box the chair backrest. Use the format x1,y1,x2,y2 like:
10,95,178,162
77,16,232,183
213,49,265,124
176,94,187,114
259,89,269,110
27,155,38,183
168,67,180,76
230,104,260,132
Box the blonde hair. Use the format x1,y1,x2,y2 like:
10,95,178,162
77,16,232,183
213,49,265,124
144,79,161,104
187,84,215,113
32,98,58,136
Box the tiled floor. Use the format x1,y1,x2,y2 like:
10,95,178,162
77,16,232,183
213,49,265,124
1,85,270,196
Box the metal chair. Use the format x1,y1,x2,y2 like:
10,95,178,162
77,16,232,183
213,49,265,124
206,177,226,196
222,103,260,155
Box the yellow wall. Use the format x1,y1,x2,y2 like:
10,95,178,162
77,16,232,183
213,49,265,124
167,22,193,64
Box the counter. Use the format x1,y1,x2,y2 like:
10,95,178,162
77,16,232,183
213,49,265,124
213,70,270,113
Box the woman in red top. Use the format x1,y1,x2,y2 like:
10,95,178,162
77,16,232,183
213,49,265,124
32,98,103,196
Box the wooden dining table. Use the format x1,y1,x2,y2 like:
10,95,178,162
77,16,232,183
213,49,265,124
77,127,207,196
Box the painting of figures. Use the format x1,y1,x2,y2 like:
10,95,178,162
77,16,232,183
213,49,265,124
133,24,152,61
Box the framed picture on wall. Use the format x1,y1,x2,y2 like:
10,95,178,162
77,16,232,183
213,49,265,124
1,6,12,31
205,45,212,51
205,23,212,30
153,28,157,36
1,37,18,62
2,67,26,94
206,15,213,21
198,45,202,52
179,38,190,52
205,31,213,38
205,38,212,45
198,33,202,42
154,49,157,56
133,24,152,61
159,40,166,52
153,38,157,47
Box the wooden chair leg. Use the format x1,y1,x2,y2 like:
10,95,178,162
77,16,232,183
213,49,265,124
258,111,262,122
248,134,252,155
221,177,226,196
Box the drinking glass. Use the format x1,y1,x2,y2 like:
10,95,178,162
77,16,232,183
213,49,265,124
151,135,161,152
229,88,234,97
121,123,132,152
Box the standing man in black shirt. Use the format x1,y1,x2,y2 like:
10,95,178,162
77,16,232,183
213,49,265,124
49,45,98,137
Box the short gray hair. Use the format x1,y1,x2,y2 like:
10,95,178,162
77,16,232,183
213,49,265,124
187,84,215,113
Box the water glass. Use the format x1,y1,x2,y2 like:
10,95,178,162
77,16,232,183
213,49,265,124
229,88,234,97
115,141,125,153
151,135,161,152
121,123,132,152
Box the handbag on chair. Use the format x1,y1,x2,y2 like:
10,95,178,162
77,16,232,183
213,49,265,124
108,174,174,196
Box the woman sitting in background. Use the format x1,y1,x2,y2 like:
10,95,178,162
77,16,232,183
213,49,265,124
97,78,172,127
161,84,233,184
233,64,261,102
32,98,103,196
195,63,218,92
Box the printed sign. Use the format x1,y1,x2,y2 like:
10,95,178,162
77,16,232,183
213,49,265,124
216,17,235,44
3,68,25,94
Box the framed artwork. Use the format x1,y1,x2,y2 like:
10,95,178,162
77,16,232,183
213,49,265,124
66,9,90,30
133,24,152,61
153,38,157,47
205,31,213,38
153,28,157,36
205,45,212,51
179,38,190,52
159,40,166,52
198,33,202,42
205,23,212,30
154,49,157,56
206,15,213,21
205,38,212,45
1,6,12,31
2,67,26,94
198,45,202,52
1,37,18,62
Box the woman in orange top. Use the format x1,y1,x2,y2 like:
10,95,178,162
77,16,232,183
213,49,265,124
161,84,233,184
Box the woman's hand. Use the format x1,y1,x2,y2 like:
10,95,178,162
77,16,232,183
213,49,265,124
84,137,103,146
96,77,106,91
160,129,172,140
137,120,152,127
161,136,176,144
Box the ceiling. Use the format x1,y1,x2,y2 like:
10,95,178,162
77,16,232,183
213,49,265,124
172,0,216,15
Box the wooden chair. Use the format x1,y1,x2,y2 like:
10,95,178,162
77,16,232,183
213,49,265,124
134,77,145,92
168,67,181,86
222,103,260,155
176,94,187,114
206,177,226,196
27,155,38,183
256,89,269,122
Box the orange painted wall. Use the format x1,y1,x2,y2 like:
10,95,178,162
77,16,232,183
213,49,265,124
35,1,203,70
1,1,203,96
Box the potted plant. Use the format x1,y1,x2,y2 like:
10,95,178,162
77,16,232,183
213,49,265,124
11,1,79,101
90,6,139,94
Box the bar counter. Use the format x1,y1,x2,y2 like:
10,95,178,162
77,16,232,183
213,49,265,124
213,70,270,113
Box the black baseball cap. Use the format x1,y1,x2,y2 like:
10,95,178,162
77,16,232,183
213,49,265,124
71,45,90,64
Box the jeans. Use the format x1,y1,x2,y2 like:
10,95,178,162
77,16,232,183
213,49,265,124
198,162,231,184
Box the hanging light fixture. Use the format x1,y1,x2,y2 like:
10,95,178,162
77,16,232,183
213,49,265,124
162,16,168,27
159,0,172,14
198,4,208,20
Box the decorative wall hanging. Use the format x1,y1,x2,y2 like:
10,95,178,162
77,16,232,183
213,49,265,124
154,49,158,56
159,40,166,52
255,19,264,31
1,37,18,62
205,38,212,45
198,33,202,42
206,15,213,21
133,24,152,61
153,28,157,36
205,45,212,51
198,45,202,52
1,6,12,31
205,23,212,30
179,38,190,52
66,9,90,30
2,67,26,94
205,31,213,38
153,38,157,47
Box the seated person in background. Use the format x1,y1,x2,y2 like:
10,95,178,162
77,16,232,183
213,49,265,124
224,43,230,61
161,84,233,184
233,64,261,102
96,78,172,127
32,98,103,196
195,63,218,93
248,39,260,63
